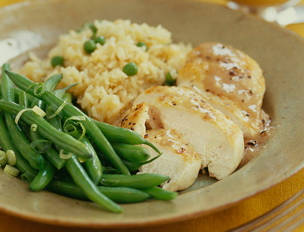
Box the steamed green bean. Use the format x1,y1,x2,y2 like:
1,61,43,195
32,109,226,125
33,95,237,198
66,156,122,213
30,161,55,191
100,174,169,189
0,100,92,160
6,70,129,175
48,181,150,203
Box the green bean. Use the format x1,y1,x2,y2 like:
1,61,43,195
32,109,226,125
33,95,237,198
0,85,39,106
29,128,66,170
95,120,161,154
103,166,120,174
113,144,149,163
18,91,28,108
17,92,30,133
123,154,163,173
20,172,35,182
0,100,92,160
1,64,14,100
143,187,177,200
47,94,129,175
53,168,72,182
1,64,41,170
45,148,66,170
123,160,141,173
60,97,102,182
62,92,72,103
0,114,36,180
45,106,62,131
19,89,39,104
0,150,7,166
100,174,169,189
5,70,129,175
29,161,55,191
48,180,86,200
48,116,62,131
48,181,150,203
65,156,122,213
44,74,63,92
30,98,44,109
97,186,149,203
82,137,102,184
5,117,42,169
53,83,77,100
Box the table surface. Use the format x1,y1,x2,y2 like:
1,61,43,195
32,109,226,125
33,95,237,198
1,0,304,231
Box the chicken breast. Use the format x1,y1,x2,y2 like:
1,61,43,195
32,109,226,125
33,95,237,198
132,86,244,180
197,90,263,139
139,129,201,191
120,104,201,191
121,103,163,136
178,42,267,139
121,103,150,137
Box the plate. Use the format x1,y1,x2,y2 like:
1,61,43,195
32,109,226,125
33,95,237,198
0,0,304,228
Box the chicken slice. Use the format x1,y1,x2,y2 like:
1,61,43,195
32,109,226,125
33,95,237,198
120,103,163,136
119,104,201,191
197,89,265,139
133,86,244,180
178,42,267,139
139,129,201,191
120,103,150,137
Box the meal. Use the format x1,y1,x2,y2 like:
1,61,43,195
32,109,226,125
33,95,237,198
0,20,270,213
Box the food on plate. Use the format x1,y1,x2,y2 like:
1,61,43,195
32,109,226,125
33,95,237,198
122,86,244,183
0,66,174,213
178,42,267,140
138,129,202,192
20,20,191,123
0,20,270,212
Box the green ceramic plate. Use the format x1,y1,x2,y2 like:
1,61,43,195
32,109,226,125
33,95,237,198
0,0,303,228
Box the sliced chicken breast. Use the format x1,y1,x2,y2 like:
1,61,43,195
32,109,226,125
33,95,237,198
178,42,267,139
120,104,201,191
139,129,201,191
197,89,265,139
121,103,150,137
132,86,244,180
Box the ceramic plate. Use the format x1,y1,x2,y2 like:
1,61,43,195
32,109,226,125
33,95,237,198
0,0,304,228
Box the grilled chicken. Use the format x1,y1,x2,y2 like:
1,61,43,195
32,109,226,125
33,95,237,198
121,103,150,137
139,129,201,191
197,90,262,139
120,103,201,191
178,42,267,139
128,86,244,180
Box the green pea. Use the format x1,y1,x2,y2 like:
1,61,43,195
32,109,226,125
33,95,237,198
95,36,106,45
164,72,176,86
84,40,97,54
76,22,97,35
123,62,138,76
136,42,148,51
88,23,97,35
51,56,64,67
